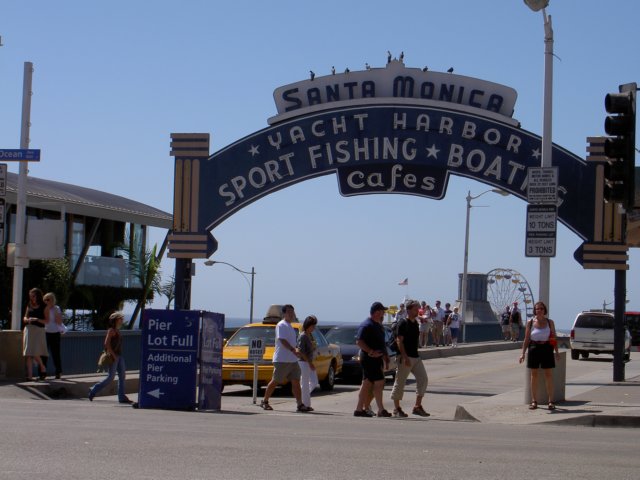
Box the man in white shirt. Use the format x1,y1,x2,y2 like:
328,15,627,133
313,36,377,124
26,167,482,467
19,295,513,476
261,304,306,412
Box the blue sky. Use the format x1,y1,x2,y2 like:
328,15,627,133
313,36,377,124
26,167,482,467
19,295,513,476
1,0,638,331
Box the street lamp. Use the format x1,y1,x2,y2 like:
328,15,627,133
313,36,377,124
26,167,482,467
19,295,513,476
524,0,553,308
461,189,509,342
204,260,255,323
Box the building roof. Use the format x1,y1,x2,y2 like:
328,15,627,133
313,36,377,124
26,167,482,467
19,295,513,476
5,172,172,229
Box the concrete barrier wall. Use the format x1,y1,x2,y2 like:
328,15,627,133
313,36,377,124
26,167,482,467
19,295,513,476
0,330,142,379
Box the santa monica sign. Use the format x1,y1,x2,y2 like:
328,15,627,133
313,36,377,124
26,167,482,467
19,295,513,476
168,60,597,259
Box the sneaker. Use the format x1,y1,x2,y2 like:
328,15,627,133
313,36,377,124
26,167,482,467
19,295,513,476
88,390,95,402
297,404,311,412
377,409,392,417
119,397,133,404
354,409,374,417
412,405,431,417
393,407,408,418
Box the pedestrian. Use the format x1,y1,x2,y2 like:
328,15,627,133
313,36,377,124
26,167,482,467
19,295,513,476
432,300,445,346
43,292,64,379
418,301,430,348
261,304,308,412
443,302,453,346
354,301,392,418
88,311,133,404
448,306,461,348
22,288,48,381
390,300,430,417
519,301,560,411
394,303,407,323
297,315,319,412
510,302,522,342
501,305,511,341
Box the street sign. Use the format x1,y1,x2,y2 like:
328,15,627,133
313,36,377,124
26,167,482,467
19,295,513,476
527,166,558,204
0,149,40,161
248,338,265,362
0,199,5,223
525,204,557,257
0,163,6,196
139,309,199,410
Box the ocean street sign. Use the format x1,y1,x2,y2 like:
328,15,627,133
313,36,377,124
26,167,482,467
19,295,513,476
0,149,40,161
139,309,199,410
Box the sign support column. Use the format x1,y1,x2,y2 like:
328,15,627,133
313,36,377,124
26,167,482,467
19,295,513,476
11,62,34,330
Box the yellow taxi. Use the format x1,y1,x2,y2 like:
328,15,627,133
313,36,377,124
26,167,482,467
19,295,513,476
222,310,343,391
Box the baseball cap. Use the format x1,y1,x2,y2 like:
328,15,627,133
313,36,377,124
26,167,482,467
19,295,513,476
370,301,387,314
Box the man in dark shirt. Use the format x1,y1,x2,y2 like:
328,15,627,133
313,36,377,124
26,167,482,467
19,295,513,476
353,301,392,418
390,299,430,417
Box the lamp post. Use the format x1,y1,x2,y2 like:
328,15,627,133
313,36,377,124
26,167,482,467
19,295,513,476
524,0,553,308
461,189,509,342
204,260,255,324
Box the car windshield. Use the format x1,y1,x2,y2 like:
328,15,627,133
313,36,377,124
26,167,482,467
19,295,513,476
575,315,614,329
226,326,276,346
325,326,358,345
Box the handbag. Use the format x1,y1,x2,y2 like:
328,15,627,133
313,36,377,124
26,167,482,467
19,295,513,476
97,351,114,369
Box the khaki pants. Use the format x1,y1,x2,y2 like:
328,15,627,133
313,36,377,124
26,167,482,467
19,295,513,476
390,356,428,401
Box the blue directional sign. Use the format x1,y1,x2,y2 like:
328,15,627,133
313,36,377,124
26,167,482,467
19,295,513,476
198,311,225,411
0,149,41,161
139,309,199,410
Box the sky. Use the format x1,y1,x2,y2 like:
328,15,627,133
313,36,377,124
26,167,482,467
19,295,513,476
1,0,639,332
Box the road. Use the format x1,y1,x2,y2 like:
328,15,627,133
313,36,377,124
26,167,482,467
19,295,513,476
1,349,639,479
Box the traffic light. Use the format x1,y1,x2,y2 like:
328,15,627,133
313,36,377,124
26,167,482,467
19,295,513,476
603,83,636,208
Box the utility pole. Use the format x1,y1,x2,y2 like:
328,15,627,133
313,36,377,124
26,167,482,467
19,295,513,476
10,62,34,330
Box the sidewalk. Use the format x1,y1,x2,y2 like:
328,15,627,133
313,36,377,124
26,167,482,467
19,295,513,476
3,341,639,428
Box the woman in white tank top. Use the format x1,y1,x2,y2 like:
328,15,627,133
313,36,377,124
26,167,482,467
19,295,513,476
518,301,560,410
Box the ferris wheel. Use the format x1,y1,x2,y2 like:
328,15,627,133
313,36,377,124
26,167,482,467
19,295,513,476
486,268,535,320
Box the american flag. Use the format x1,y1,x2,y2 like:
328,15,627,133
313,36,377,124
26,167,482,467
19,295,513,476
398,278,408,286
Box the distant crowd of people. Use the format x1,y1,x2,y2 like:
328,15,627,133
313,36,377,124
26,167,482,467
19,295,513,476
393,299,462,348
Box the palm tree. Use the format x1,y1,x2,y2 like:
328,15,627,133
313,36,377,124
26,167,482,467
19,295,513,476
159,274,175,309
122,238,163,329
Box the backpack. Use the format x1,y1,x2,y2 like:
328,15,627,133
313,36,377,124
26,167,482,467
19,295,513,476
387,321,401,354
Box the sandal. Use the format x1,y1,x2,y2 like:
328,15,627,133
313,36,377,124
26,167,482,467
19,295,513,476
548,402,556,411
260,400,273,411
528,401,538,410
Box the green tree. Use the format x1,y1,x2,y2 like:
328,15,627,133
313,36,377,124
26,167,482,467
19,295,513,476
123,241,163,329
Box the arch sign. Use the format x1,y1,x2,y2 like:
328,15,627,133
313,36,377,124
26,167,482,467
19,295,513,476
168,60,596,263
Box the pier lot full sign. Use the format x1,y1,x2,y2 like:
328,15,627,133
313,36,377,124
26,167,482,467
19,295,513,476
169,59,598,263
139,309,199,410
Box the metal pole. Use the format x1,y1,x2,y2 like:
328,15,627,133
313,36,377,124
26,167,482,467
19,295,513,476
249,267,255,324
538,9,553,308
11,62,33,330
461,191,471,343
613,269,625,381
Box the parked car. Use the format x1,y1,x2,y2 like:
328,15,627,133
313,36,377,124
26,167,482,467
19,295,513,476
323,323,397,381
222,317,343,390
570,311,631,361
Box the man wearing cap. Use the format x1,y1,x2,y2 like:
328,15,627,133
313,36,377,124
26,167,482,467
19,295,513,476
353,302,392,418
261,304,308,412
509,301,522,342
390,300,430,417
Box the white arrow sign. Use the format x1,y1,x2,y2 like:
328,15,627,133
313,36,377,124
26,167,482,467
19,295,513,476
147,388,164,399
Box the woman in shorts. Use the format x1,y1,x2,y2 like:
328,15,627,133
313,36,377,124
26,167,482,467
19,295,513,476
519,301,560,410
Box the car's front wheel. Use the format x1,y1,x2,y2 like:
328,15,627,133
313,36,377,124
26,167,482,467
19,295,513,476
571,350,580,360
581,351,590,359
320,363,335,391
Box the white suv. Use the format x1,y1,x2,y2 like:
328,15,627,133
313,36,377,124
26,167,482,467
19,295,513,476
570,311,631,361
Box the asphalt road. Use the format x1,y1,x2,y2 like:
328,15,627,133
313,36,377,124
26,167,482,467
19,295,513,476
2,349,639,479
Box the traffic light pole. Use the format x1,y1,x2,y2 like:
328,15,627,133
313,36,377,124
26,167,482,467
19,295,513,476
613,269,626,381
